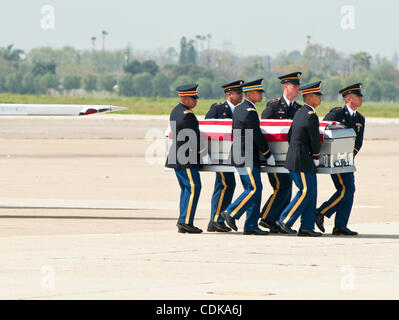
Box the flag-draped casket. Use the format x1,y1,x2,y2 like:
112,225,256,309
167,119,356,174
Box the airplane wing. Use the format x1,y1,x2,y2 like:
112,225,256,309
0,104,127,116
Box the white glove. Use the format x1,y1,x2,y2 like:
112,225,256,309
201,154,212,165
266,154,276,166
313,159,320,167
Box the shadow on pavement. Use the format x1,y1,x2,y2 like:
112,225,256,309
325,234,399,240
201,232,399,239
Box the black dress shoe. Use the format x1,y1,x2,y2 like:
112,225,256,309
243,228,269,235
332,226,358,236
269,221,284,234
259,220,283,233
276,220,297,234
207,221,231,232
315,209,325,233
221,211,238,231
176,222,203,234
298,228,322,237
258,219,271,229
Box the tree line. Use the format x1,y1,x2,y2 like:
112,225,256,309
1,40,399,101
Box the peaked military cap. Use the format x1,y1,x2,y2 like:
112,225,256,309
222,80,244,93
339,83,363,97
176,83,199,99
300,81,323,96
241,79,265,93
279,72,302,85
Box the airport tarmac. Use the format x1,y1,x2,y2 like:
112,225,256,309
0,115,398,300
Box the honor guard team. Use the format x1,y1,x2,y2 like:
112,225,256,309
165,74,365,237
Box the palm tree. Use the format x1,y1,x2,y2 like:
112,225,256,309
0,44,24,68
195,35,202,51
200,35,206,51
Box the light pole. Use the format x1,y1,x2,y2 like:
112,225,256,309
306,35,311,46
91,36,97,51
102,30,108,52
207,34,211,50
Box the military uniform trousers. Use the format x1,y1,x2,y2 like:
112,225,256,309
261,173,292,223
279,171,317,230
318,172,355,228
175,168,202,225
210,172,236,223
225,166,262,231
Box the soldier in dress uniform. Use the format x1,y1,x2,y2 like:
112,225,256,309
221,79,276,235
261,72,303,119
276,81,323,237
259,72,303,233
315,83,365,236
165,84,208,234
205,80,244,232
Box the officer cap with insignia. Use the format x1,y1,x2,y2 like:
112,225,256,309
222,80,244,93
176,83,199,99
339,83,363,97
278,72,302,85
241,79,265,93
300,81,323,96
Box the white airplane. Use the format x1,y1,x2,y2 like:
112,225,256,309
0,104,127,116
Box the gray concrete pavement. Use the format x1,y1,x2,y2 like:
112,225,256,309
0,116,398,300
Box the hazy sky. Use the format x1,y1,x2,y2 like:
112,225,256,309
2,0,397,58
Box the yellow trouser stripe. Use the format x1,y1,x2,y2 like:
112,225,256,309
320,174,345,215
261,173,280,220
231,167,256,217
284,172,307,224
214,172,227,222
185,168,195,224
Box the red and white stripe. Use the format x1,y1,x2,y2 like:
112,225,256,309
169,119,340,142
